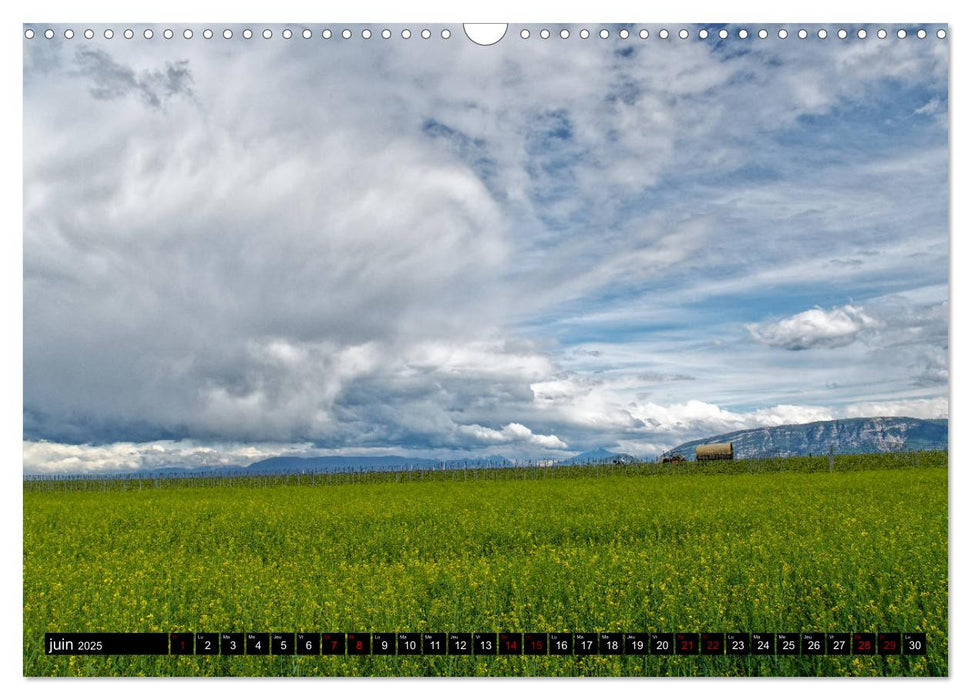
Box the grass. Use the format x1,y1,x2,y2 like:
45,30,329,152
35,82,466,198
23,452,947,676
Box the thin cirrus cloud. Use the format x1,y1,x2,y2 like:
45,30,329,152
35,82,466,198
22,25,948,471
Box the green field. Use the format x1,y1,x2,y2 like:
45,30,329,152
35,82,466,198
23,453,948,676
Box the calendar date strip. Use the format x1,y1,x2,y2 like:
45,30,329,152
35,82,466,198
46,631,927,656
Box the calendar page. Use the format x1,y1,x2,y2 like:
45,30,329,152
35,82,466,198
23,22,948,677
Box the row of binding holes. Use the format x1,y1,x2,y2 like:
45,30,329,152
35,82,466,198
24,27,453,40
25,27,948,41
518,27,945,40
25,27,949,41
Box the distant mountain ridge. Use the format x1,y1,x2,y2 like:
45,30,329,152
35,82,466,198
34,449,637,479
245,454,512,473
555,447,639,465
662,417,947,460
244,450,639,472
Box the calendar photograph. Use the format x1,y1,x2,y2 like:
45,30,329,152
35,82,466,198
23,22,948,677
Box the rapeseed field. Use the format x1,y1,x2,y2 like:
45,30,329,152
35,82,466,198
23,455,947,676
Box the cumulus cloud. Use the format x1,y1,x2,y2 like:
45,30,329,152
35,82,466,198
24,67,512,445
628,400,836,440
458,423,568,450
746,297,948,392
22,439,311,475
747,305,881,350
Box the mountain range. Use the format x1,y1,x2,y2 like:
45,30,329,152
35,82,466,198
245,454,513,473
555,447,638,465
661,416,947,460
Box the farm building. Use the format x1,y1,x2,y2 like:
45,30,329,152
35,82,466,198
695,442,734,461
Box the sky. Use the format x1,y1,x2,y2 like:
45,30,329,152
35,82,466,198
22,23,949,473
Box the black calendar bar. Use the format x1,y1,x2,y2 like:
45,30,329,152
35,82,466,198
45,633,169,655
44,631,928,656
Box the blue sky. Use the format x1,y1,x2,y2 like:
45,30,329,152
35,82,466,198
22,24,948,472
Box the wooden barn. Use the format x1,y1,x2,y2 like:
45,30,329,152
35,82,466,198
695,442,734,461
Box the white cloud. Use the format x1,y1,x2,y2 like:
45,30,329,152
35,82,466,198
22,439,314,475
914,98,943,117
842,397,948,420
629,400,836,439
748,305,881,350
745,404,837,426
458,422,567,450
744,298,947,394
530,369,846,446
